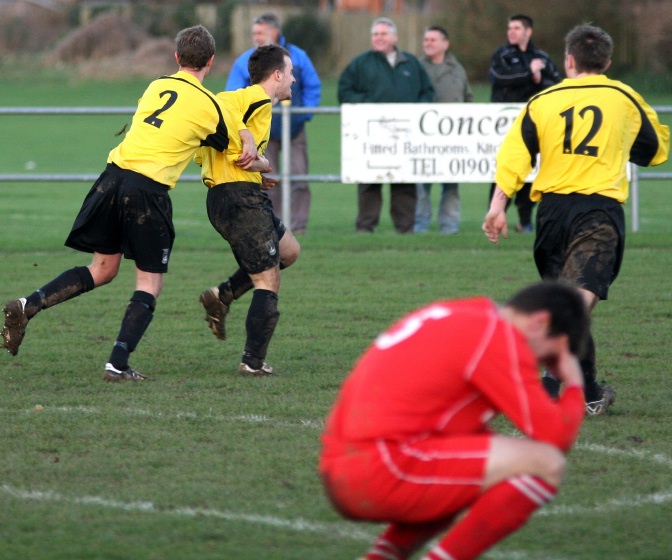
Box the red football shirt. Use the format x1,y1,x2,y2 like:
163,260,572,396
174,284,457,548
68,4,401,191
322,298,584,457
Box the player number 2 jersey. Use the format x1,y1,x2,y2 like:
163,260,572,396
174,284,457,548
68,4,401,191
108,71,239,188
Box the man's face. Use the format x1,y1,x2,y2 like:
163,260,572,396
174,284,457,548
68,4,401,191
276,56,295,101
371,23,398,54
252,22,278,47
422,30,449,59
507,20,531,48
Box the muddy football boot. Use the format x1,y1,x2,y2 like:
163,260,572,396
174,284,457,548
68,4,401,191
238,362,279,377
586,384,616,415
103,363,150,382
199,287,230,340
2,299,29,356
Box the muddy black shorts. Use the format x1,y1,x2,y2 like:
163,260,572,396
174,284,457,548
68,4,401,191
206,182,286,275
534,193,625,300
65,163,174,273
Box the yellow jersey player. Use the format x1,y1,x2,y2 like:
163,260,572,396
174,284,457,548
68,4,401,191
483,24,670,414
2,25,256,382
196,44,301,377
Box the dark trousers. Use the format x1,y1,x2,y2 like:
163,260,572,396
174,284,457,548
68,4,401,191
356,183,416,234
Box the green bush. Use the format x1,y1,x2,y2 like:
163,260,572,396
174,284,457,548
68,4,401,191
213,0,238,53
283,11,332,73
133,1,198,39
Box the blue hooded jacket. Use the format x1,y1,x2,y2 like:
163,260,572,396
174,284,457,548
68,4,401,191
225,36,322,140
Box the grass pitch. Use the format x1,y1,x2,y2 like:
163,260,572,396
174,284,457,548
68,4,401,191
1,74,672,559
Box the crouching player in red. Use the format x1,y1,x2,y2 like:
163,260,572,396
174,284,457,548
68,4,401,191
319,281,589,560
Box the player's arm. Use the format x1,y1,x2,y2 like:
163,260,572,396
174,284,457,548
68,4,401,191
240,155,271,173
218,92,258,165
237,129,258,167
483,186,510,244
193,146,203,167
630,94,670,166
471,331,584,452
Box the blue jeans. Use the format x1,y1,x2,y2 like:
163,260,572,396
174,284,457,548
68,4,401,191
414,183,460,233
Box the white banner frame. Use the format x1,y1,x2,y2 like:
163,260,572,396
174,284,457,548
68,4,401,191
341,102,538,184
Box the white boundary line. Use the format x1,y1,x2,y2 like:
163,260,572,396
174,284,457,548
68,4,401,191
4,405,672,559
5,481,670,560
1,484,376,542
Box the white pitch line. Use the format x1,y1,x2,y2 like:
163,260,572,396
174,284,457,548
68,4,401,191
4,481,672,527
5,405,672,544
575,441,672,469
4,405,326,429
1,409,669,560
1,484,376,542
540,488,672,516
6,482,667,560
7,407,672,471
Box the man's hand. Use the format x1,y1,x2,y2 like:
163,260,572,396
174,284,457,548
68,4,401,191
261,175,279,191
236,130,258,168
530,58,546,84
544,346,584,390
482,186,510,244
238,155,272,173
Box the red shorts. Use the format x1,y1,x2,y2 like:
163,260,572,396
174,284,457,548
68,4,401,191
320,434,492,523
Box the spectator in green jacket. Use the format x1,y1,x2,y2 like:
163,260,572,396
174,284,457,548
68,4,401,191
338,17,434,234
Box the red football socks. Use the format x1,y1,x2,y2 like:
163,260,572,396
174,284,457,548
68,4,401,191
422,475,557,560
365,517,454,560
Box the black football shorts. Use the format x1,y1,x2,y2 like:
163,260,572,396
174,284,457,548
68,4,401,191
206,181,285,275
534,193,625,300
65,163,175,273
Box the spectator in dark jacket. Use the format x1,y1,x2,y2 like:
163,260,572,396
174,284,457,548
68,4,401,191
488,14,561,233
338,17,433,234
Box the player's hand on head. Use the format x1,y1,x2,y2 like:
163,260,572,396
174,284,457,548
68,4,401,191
546,345,583,389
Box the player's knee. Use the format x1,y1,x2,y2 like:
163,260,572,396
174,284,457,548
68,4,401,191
539,445,567,487
280,235,301,268
89,264,118,286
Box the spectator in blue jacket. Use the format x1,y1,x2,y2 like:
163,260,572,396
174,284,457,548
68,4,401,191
338,17,433,234
226,12,322,235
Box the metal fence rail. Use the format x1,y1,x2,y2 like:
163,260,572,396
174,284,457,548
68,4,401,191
1,104,670,231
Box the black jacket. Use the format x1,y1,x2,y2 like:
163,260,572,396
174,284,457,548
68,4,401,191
489,41,561,102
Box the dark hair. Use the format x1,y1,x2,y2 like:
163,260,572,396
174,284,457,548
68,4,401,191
248,44,290,84
505,281,590,356
565,24,613,73
254,12,281,30
425,25,449,40
509,14,533,29
175,25,215,70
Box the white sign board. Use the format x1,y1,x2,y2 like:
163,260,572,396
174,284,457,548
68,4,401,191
341,103,537,183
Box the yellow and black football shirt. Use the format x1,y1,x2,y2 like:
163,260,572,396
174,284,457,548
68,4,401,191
195,84,272,187
496,74,669,203
108,71,243,188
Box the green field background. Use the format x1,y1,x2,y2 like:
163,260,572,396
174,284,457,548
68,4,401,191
1,74,671,559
